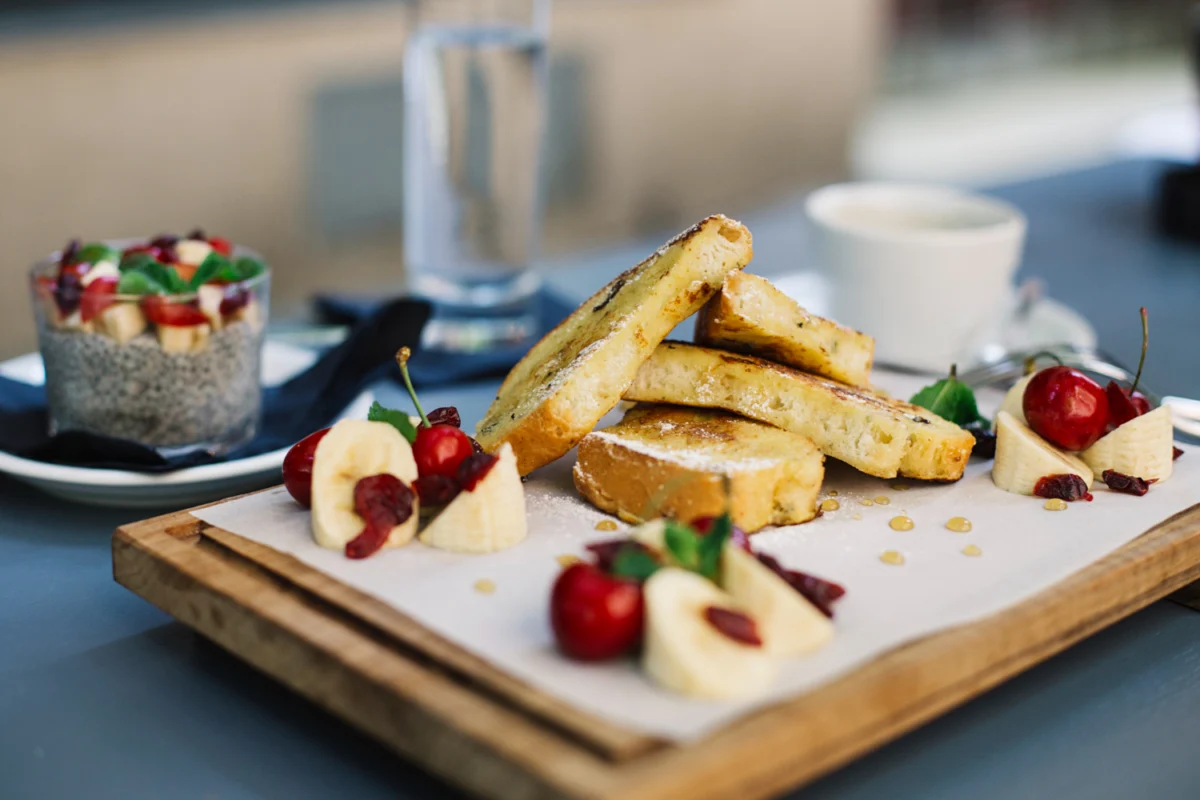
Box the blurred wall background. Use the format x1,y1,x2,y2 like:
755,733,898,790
0,0,1195,358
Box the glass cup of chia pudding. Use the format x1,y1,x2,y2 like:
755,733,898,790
29,231,270,458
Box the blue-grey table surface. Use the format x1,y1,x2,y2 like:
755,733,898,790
3,159,1200,800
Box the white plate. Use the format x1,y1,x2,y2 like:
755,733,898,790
0,340,372,509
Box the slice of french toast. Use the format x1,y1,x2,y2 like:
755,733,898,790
623,342,974,481
694,271,875,387
476,215,754,475
573,404,824,532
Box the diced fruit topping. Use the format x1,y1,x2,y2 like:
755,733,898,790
208,236,233,257
457,452,499,491
703,606,762,647
413,474,460,506
54,269,83,315
1032,473,1093,502
59,238,81,266
755,553,846,619
426,406,462,428
79,276,119,322
1101,469,1153,496
219,287,250,316
1175,446,1185,461
963,420,997,459
1023,366,1109,451
550,563,645,661
282,428,330,508
346,474,416,559
141,296,209,327
690,515,752,551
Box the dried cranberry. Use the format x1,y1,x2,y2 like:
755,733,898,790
469,436,484,454
586,539,656,573
54,269,83,315
414,474,460,506
1101,470,1153,496
964,421,996,460
457,452,498,491
425,406,461,428
756,553,846,618
59,238,81,266
1032,474,1093,502
703,606,762,647
690,515,752,551
346,474,415,559
1175,446,1185,461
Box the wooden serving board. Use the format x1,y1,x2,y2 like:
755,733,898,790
113,496,1200,800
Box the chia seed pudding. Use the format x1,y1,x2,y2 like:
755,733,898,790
30,232,270,456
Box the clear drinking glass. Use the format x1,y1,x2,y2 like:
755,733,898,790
403,0,550,352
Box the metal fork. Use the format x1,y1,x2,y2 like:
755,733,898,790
954,344,1200,440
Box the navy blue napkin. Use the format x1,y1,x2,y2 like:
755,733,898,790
0,298,432,471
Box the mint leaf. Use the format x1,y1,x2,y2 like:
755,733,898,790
610,546,661,582
367,401,418,443
119,251,159,272
696,513,732,581
75,242,118,265
232,256,265,282
910,368,988,427
664,520,701,571
188,251,232,290
116,270,167,295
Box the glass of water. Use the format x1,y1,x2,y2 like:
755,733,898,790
403,0,551,352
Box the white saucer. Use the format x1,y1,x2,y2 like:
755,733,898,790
0,340,372,509
770,272,1097,372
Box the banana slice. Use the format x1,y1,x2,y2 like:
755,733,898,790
992,410,1092,495
419,443,526,553
630,520,833,657
721,545,833,657
95,303,147,344
197,284,225,330
175,238,213,266
311,419,419,551
994,374,1033,429
80,260,119,287
1081,405,1174,483
642,568,776,699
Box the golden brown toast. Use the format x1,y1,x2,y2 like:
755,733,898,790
573,404,824,532
623,342,974,481
476,216,754,475
694,271,875,387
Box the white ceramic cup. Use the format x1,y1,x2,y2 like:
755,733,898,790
806,183,1026,373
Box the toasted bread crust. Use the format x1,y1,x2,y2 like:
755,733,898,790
695,272,875,387
623,342,974,480
477,216,754,475
573,405,824,532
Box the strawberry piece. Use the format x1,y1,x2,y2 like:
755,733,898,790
141,296,208,327
208,236,233,256
79,276,119,322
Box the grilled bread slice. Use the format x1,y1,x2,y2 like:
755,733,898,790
476,216,754,475
624,342,974,480
695,272,875,387
574,404,824,532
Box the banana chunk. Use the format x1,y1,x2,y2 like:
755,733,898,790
157,323,210,354
1081,406,1174,483
95,303,147,344
311,419,419,551
994,374,1033,429
419,443,527,553
721,545,833,657
992,411,1092,495
642,568,776,699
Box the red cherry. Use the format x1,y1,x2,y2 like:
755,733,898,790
1023,367,1109,451
282,428,330,507
550,563,645,661
141,296,209,327
1105,381,1151,428
79,276,119,322
413,424,474,479
208,236,233,257
690,515,752,551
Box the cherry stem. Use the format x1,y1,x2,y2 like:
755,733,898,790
1026,350,1064,370
1129,307,1148,396
949,363,958,380
394,347,430,427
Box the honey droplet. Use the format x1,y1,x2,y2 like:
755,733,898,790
473,579,496,594
820,498,841,512
874,496,891,505
880,549,905,565
945,516,972,533
962,544,982,557
852,512,864,520
594,519,619,531
860,498,875,507
889,515,915,531
556,554,581,568
828,490,839,497
891,483,909,491
1043,498,1068,511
